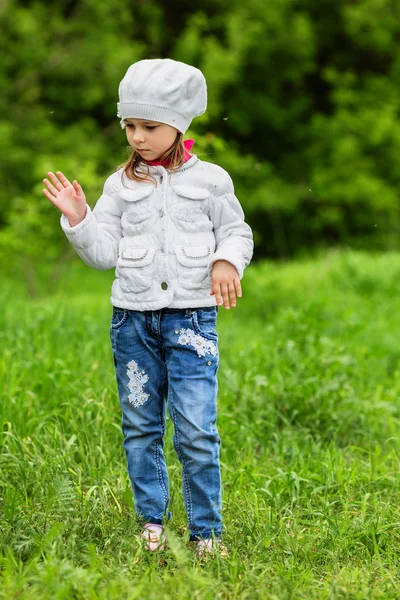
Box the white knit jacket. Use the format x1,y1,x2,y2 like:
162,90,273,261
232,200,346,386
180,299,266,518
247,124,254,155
61,155,254,311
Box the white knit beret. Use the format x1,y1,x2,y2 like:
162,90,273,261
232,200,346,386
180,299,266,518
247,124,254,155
117,58,207,133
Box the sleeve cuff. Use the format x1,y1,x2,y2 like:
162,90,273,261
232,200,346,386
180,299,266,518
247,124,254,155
60,205,91,233
60,206,97,249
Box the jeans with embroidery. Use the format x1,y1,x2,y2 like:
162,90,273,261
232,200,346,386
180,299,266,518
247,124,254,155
110,306,221,541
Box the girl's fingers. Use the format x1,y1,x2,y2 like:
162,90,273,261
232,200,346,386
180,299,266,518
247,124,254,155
212,279,241,308
47,171,63,192
42,188,57,203
234,279,242,298
221,283,230,309
214,284,223,306
43,178,59,196
228,284,237,308
57,171,72,187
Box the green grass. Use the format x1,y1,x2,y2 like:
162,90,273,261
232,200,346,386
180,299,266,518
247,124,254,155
2,249,400,599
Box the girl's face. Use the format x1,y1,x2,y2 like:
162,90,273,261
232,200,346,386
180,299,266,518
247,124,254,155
124,118,178,161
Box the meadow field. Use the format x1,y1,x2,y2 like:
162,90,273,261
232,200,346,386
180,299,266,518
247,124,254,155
1,250,400,599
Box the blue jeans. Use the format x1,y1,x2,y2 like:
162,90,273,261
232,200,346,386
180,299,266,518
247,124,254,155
110,306,222,541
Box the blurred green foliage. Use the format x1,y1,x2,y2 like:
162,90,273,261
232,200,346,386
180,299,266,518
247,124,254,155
1,0,400,292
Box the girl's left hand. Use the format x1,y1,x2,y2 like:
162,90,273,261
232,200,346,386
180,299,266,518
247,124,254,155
210,260,242,309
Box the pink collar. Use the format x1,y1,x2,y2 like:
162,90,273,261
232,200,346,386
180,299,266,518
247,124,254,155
145,139,195,167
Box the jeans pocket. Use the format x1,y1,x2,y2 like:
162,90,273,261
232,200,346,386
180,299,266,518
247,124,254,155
191,308,218,341
111,307,128,330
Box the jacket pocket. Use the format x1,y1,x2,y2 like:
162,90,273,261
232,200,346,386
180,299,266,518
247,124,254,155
117,247,157,294
175,245,211,290
173,186,210,221
120,185,154,227
173,185,210,201
172,186,212,233
119,185,154,202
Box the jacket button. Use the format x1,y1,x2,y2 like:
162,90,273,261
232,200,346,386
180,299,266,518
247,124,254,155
159,209,164,217
161,282,168,290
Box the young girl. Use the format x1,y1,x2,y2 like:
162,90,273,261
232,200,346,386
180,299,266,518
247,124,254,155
42,58,253,556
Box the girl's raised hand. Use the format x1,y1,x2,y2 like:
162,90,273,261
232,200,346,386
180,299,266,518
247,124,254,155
42,171,87,227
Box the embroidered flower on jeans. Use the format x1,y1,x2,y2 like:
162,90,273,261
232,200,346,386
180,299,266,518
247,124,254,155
126,360,150,407
177,329,217,358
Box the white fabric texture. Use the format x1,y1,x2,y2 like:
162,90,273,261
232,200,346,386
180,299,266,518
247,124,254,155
117,59,207,133
60,155,254,311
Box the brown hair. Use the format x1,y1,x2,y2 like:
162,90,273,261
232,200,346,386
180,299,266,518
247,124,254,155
119,131,185,186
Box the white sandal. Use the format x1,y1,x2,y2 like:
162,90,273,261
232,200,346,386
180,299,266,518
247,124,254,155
141,523,166,551
196,538,228,557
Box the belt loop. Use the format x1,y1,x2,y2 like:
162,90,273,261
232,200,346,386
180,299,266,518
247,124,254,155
185,308,194,318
